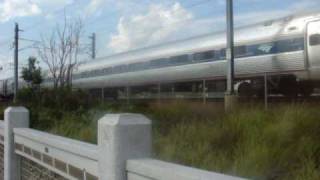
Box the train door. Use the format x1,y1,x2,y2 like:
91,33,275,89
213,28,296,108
307,21,320,68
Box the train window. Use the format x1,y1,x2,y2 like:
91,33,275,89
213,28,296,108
170,54,190,65
149,58,169,68
193,51,215,62
128,62,147,72
219,49,226,60
276,38,304,53
310,34,320,46
103,67,112,75
73,74,80,79
235,46,247,58
91,70,97,76
90,70,98,76
96,69,102,76
291,38,304,50
86,71,91,77
112,65,128,74
82,71,88,78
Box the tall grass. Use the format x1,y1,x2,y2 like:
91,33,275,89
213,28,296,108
52,101,320,179
1,98,320,179
151,102,320,180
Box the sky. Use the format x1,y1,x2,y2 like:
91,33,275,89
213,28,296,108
0,0,320,78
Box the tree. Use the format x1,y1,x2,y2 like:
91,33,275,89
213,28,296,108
21,56,43,88
37,14,83,89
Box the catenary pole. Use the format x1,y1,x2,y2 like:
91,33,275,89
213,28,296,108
89,33,96,59
226,0,235,95
13,23,19,103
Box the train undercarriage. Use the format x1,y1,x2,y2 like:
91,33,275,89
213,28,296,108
87,74,319,101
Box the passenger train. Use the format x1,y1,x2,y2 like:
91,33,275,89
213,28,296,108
2,12,320,99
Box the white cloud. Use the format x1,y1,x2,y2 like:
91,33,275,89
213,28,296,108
86,0,154,16
33,0,74,7
106,0,320,54
0,0,77,23
86,0,108,15
288,0,320,12
0,0,41,22
34,0,75,20
108,2,193,53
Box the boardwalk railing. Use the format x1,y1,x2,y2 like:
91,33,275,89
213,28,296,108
0,107,246,180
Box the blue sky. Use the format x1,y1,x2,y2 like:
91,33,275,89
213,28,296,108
0,0,319,78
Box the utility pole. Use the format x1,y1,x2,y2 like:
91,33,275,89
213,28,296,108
89,33,96,59
224,0,238,111
13,23,20,103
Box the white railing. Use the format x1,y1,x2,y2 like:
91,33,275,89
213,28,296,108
0,120,4,178
127,159,244,180
0,120,4,145
14,128,98,180
1,107,246,180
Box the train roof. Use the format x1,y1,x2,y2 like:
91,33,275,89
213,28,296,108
76,12,320,72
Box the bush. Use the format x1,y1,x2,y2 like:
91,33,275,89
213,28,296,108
15,87,95,131
17,87,40,106
17,87,92,111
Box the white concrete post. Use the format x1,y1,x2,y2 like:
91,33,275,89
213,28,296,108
4,107,29,180
98,114,152,180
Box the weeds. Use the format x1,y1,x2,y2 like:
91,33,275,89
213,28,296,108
2,93,320,179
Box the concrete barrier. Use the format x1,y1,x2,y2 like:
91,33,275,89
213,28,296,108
127,159,243,180
98,114,152,180
0,120,4,178
4,107,29,180
0,107,246,180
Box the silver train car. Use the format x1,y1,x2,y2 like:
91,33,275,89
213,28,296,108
2,12,320,99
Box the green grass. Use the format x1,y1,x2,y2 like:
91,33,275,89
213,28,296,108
149,102,320,180
1,99,320,179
